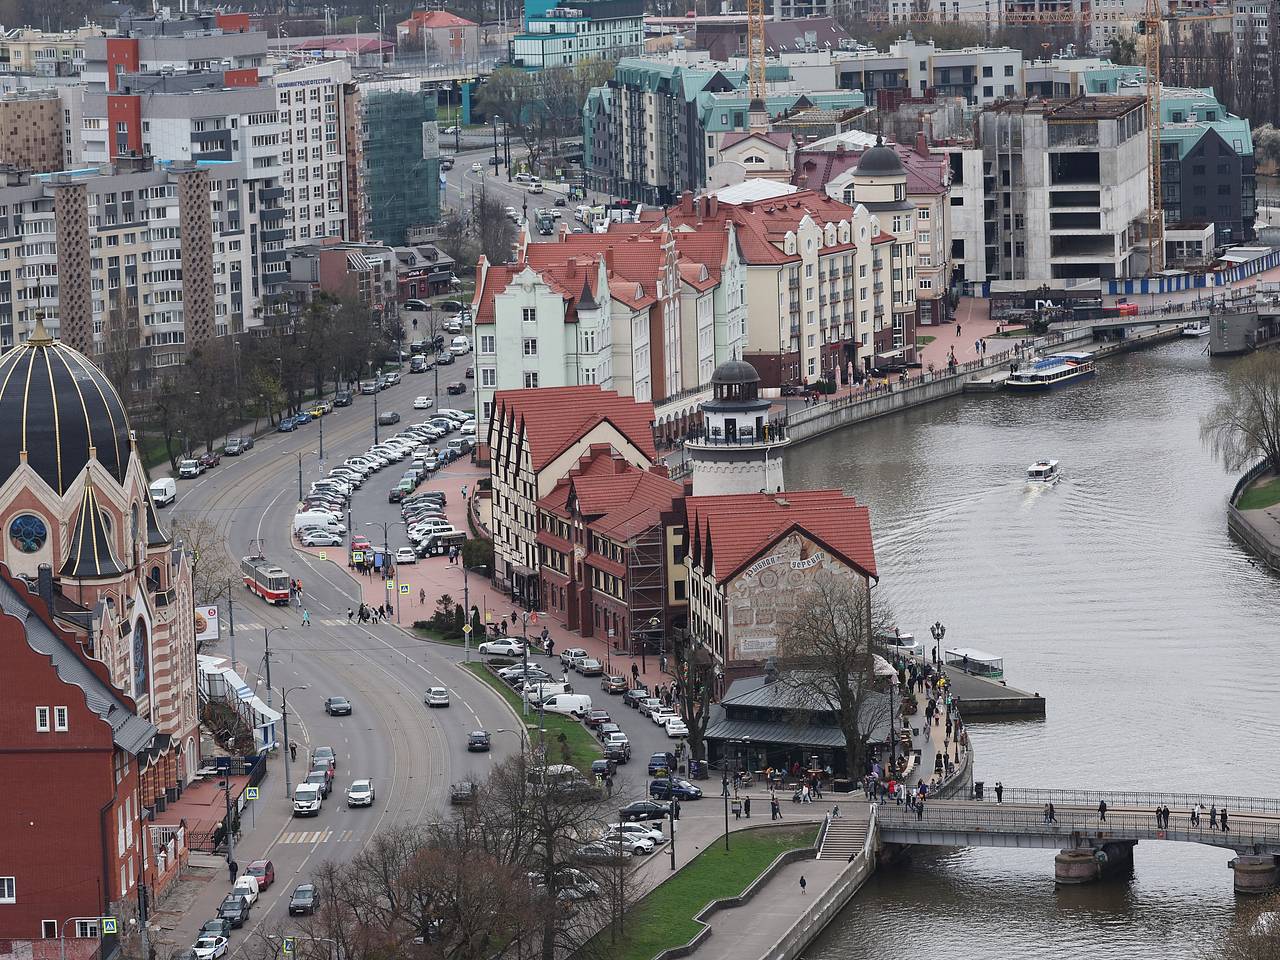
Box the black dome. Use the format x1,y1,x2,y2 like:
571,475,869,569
856,141,905,177
0,324,133,495
711,359,761,386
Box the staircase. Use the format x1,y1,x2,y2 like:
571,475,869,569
818,813,870,860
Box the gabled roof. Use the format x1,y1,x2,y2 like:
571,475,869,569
0,575,157,755
145,494,170,548
686,489,876,583
493,387,657,473
61,477,127,579
472,264,516,324
540,447,682,541
399,10,476,28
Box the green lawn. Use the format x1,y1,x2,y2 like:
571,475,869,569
596,826,818,960
992,326,1030,338
916,335,936,347
463,662,601,773
413,625,465,647
1238,474,1280,510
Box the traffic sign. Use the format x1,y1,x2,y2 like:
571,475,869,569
485,610,493,622
352,550,365,562
386,579,395,591
101,918,118,935
318,551,327,562
399,584,410,595
283,937,297,955
462,624,472,634
245,786,259,801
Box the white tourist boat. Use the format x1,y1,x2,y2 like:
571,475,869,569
1026,459,1061,485
1005,352,1096,391
1181,319,1211,337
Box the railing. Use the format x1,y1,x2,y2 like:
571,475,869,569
991,786,1280,816
684,423,788,445
1230,458,1271,507
876,805,1280,849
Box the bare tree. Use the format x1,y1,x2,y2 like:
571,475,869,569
1211,906,1280,960
773,572,894,779
672,626,715,762
1200,350,1280,474
168,516,239,604
476,189,517,264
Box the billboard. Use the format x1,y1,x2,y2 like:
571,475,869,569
195,605,220,644
422,120,440,160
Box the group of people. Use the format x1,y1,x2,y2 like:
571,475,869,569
346,602,389,623
288,578,305,606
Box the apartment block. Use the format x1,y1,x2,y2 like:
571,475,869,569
357,76,441,245
273,59,352,245
512,0,643,69
0,157,254,376
0,91,63,173
396,10,481,63
0,25,104,77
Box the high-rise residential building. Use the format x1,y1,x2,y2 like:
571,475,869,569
0,25,104,77
0,90,64,172
272,59,352,245
356,77,441,245
0,157,256,376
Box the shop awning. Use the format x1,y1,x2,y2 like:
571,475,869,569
705,716,868,748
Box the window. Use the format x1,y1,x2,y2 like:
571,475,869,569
522,307,536,323
917,207,930,221
54,706,68,731
9,513,47,552
982,65,993,77
35,706,50,732
481,367,496,387
522,337,537,356
480,334,495,354
1004,64,1014,76
42,921,57,939
75,920,99,939
0,878,13,903
523,372,539,388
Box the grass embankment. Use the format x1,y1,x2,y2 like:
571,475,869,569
597,826,818,960
1238,475,1280,510
462,662,601,773
992,327,1030,338
413,625,465,646
916,335,936,347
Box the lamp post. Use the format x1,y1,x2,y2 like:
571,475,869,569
644,616,660,675
263,625,288,707
60,917,106,960
281,683,308,799
930,621,945,666
365,521,397,618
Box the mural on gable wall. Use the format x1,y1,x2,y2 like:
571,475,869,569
725,531,867,661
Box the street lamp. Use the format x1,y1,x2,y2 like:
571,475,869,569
930,621,946,666
644,616,660,675
365,521,401,620
281,683,309,799
263,625,288,707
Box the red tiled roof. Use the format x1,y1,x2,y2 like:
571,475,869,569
720,129,793,150
793,142,949,197
494,387,657,473
472,264,516,324
399,10,476,28
539,446,683,541
686,489,876,583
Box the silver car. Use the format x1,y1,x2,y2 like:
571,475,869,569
346,779,375,807
425,687,450,708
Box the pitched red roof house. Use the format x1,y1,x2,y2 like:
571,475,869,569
539,446,683,542
397,10,477,30
491,386,657,472
686,489,876,583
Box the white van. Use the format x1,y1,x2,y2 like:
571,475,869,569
540,693,592,718
294,510,344,534
525,681,571,703
293,783,322,816
449,335,471,356
232,875,260,906
575,204,592,224
150,478,176,507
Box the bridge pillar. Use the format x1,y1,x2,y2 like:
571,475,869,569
1231,856,1280,895
1055,841,1136,884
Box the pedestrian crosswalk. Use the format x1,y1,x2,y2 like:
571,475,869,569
277,828,357,845
234,619,363,631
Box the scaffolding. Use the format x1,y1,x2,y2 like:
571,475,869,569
360,86,441,245
625,523,668,658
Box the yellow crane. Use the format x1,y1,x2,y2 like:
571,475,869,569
1144,0,1163,274
747,0,766,102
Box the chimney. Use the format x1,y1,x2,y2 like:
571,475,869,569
680,190,695,215
835,142,846,155
37,563,54,613
915,130,928,157
708,195,719,217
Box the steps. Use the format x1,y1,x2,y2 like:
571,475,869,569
818,814,869,860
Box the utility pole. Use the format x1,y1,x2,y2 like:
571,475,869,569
227,577,236,670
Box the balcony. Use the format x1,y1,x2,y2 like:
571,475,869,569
259,186,285,201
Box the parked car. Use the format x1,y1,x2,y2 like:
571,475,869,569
618,799,671,823
217,896,250,928
324,696,352,716
198,451,221,469
601,674,628,694
623,687,651,709
200,920,232,940
223,436,253,455
467,730,491,751
584,709,612,729
244,859,275,890
394,546,418,564
334,390,354,406
603,737,631,763
560,647,588,668
649,778,702,800
576,657,603,677
178,459,203,479
648,752,675,777
192,935,228,960
301,530,343,547
479,639,525,656
664,717,690,738
288,884,318,916
278,417,297,432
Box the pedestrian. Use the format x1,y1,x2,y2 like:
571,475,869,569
1048,802,1056,823
916,797,925,820
799,875,807,896
289,741,297,762
660,653,668,673
1210,805,1218,829
744,796,751,818
1164,805,1172,828
631,662,640,685
956,322,962,336
228,859,238,882
419,588,426,605
501,618,508,636
1190,805,1199,827
546,637,555,658
995,781,1003,804
1221,806,1229,831
771,797,781,820
347,607,354,622
301,608,311,627
462,484,468,500
1044,803,1052,824
1098,799,1108,822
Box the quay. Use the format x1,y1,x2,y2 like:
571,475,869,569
944,669,1045,718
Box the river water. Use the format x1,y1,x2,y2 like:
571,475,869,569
784,337,1280,958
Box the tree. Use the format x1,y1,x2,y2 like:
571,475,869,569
1253,124,1280,175
169,517,238,604
476,189,517,265
461,537,493,573
773,572,894,779
1200,351,1280,474
672,626,715,762
1107,33,1138,66
1213,906,1280,960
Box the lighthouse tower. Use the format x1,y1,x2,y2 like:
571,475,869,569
686,359,791,496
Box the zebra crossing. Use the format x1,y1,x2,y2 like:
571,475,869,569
277,828,357,845
234,618,351,631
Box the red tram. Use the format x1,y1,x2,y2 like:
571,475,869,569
242,556,291,604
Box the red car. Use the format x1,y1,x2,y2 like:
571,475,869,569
245,859,275,889
585,709,611,729
198,451,221,469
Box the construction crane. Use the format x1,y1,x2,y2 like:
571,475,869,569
1144,0,1163,274
746,0,766,102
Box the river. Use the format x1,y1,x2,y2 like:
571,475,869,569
784,337,1280,958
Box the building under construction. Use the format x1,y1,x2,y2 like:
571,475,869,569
355,77,442,246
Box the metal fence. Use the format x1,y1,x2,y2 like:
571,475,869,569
876,805,1280,848
986,787,1280,815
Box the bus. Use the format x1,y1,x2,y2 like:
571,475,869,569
242,556,291,604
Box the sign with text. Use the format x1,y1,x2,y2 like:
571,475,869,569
422,121,439,160
194,605,219,644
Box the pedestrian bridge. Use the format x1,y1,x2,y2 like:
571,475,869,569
874,787,1280,893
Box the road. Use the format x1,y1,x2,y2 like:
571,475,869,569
163,355,730,957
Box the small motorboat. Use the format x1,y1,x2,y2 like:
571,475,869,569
1026,459,1061,485
1181,320,1210,337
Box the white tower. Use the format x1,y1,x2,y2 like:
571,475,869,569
687,360,791,496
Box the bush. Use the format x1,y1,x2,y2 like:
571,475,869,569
462,537,493,572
